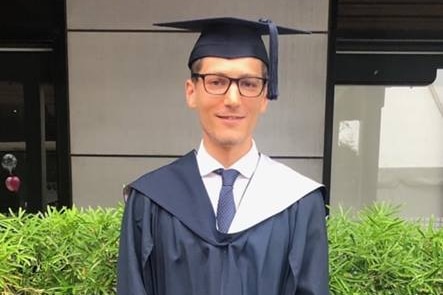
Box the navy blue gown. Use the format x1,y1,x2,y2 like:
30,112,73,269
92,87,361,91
117,151,329,295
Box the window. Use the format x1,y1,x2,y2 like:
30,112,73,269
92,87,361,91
331,69,443,220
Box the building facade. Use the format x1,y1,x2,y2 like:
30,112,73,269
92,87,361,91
0,0,442,221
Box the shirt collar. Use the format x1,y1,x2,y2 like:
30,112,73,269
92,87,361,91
196,141,260,179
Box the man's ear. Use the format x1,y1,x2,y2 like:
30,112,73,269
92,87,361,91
185,79,197,108
260,93,269,114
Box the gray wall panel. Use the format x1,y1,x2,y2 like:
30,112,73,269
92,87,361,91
274,158,323,183
68,32,201,155
256,34,327,157
71,156,176,207
67,0,328,31
71,156,323,207
67,1,329,206
69,32,327,156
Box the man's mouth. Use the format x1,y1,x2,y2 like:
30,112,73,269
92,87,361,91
217,115,245,120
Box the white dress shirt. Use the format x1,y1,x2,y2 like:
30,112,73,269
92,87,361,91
195,141,260,215
195,140,322,233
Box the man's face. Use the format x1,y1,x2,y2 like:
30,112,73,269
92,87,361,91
185,57,268,153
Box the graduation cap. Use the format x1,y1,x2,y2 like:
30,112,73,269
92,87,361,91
154,17,309,100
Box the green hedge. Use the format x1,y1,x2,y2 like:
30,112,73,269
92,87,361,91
329,204,443,295
0,207,121,295
0,203,442,295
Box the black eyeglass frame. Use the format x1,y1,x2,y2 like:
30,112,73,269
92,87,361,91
191,73,268,98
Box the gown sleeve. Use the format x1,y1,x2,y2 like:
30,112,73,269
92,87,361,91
289,189,329,295
117,190,154,295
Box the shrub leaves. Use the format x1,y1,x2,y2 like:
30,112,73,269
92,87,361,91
0,203,442,294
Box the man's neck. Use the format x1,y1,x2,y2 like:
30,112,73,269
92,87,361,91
202,140,253,168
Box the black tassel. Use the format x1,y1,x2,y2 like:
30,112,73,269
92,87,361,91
259,18,279,100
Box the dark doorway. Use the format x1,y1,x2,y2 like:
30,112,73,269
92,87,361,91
0,1,70,212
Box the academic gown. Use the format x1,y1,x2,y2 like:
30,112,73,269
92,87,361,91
117,151,329,295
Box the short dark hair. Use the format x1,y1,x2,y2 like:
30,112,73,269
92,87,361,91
190,59,203,80
190,58,268,79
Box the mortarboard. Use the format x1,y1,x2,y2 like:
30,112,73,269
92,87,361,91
154,17,309,100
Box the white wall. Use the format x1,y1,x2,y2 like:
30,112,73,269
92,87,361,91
331,84,443,219
379,86,443,168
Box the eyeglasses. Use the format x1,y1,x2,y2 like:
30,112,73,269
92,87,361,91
191,73,267,98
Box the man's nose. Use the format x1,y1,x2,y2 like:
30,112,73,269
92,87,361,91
224,82,241,106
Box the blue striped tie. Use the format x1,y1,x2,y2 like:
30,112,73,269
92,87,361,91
216,169,240,233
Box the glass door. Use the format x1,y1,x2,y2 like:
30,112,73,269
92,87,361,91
0,50,58,213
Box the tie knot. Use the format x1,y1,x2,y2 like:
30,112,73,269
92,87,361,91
217,169,240,186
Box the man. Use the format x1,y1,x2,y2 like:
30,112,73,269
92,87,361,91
117,17,329,295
